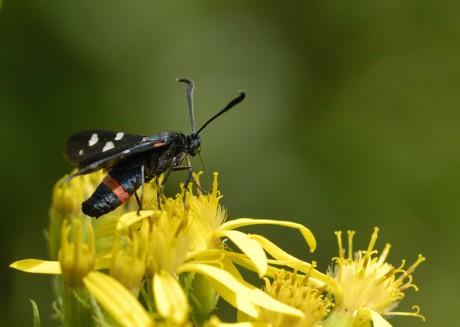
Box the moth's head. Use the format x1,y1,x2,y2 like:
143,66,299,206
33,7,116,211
187,134,201,156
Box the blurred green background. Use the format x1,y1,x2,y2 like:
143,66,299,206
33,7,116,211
1,1,458,326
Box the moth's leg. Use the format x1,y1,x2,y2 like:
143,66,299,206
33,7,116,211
156,166,174,208
191,174,206,195
171,164,205,194
172,165,191,171
183,156,194,190
131,164,145,214
140,164,145,205
135,164,145,215
180,156,197,207
134,192,143,214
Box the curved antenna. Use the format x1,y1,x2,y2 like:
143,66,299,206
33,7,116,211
196,91,246,135
176,78,196,134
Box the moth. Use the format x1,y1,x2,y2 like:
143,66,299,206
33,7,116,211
65,78,245,218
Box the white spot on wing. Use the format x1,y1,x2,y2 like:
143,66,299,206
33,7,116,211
123,149,130,154
115,132,124,141
102,141,115,152
89,133,98,146
78,149,84,156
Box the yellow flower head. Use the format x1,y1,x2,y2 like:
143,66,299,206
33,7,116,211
186,172,226,251
145,208,193,276
59,219,95,286
110,218,149,293
51,172,102,219
11,170,325,327
257,269,333,327
330,227,425,324
117,172,226,276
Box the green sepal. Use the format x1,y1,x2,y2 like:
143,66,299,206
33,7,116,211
30,299,41,327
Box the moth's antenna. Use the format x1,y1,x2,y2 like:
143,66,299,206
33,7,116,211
176,78,196,134
196,91,245,135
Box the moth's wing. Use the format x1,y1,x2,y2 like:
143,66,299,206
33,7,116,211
65,130,170,178
65,129,146,167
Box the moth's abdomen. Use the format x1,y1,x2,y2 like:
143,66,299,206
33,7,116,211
82,168,143,218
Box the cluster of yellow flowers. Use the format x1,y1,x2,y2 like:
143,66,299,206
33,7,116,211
10,172,425,327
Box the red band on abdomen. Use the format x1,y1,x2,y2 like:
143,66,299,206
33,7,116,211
102,174,130,203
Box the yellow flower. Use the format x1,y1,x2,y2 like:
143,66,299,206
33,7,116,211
11,171,322,326
84,271,154,327
59,219,96,286
11,219,154,327
110,218,149,294
116,172,317,322
325,227,425,327
48,172,102,258
254,269,333,327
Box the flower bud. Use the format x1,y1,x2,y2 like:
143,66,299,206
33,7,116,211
59,219,95,287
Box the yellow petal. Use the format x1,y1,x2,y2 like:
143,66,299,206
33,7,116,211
251,288,305,318
84,271,153,327
250,235,301,262
354,309,391,327
153,271,189,324
221,257,244,282
214,229,267,277
214,322,269,327
116,210,154,231
95,257,112,270
178,263,303,319
179,263,259,318
369,310,393,327
250,235,332,284
9,259,61,274
221,218,316,252
223,249,344,308
206,315,270,327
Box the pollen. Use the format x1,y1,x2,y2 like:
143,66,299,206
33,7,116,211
256,269,333,327
329,227,425,322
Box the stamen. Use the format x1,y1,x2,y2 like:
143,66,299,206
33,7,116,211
394,259,407,274
365,227,379,257
377,243,391,265
378,267,396,284
75,221,84,263
401,282,419,292
396,255,425,283
335,231,344,259
347,230,355,260
386,305,425,321
263,277,270,289
405,255,426,276
212,172,219,197
87,220,95,254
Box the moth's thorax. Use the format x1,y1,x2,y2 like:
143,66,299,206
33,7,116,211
144,131,184,143
186,134,201,156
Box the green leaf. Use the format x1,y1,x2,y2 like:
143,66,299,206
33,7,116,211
30,299,41,327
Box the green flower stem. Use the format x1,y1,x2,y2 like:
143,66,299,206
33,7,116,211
183,273,219,327
61,284,94,327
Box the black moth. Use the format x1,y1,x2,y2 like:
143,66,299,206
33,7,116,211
65,78,245,218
